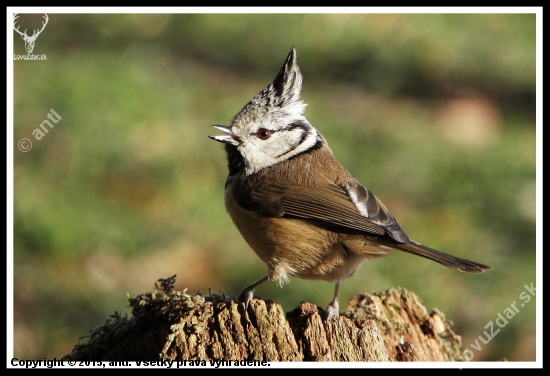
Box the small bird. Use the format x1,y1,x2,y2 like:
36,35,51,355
209,48,491,320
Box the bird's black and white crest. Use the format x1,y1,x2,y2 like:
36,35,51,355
234,47,306,128
224,48,322,175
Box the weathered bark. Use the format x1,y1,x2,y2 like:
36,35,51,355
68,276,466,361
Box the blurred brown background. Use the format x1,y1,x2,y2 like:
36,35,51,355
11,12,537,362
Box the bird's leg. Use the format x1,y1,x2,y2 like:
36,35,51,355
238,275,268,309
325,281,340,320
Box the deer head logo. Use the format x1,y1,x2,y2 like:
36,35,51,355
13,14,49,54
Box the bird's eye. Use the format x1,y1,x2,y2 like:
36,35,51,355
256,128,271,140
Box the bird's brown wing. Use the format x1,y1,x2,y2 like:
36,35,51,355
234,178,491,274
236,178,408,241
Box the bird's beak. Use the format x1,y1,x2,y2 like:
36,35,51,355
209,125,241,146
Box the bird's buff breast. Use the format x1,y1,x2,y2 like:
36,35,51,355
224,189,374,284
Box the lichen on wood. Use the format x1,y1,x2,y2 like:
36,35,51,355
67,275,466,362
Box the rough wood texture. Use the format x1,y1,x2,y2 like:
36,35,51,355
67,276,466,361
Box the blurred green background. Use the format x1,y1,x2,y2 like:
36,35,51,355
12,13,537,362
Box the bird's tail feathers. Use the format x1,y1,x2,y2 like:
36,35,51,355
395,241,492,274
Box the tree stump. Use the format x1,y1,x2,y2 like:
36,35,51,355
67,276,466,361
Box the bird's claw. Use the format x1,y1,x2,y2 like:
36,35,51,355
238,288,255,310
325,300,340,321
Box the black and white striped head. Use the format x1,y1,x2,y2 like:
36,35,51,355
210,48,322,176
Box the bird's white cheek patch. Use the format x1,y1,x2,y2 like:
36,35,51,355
240,143,277,175
273,129,317,161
